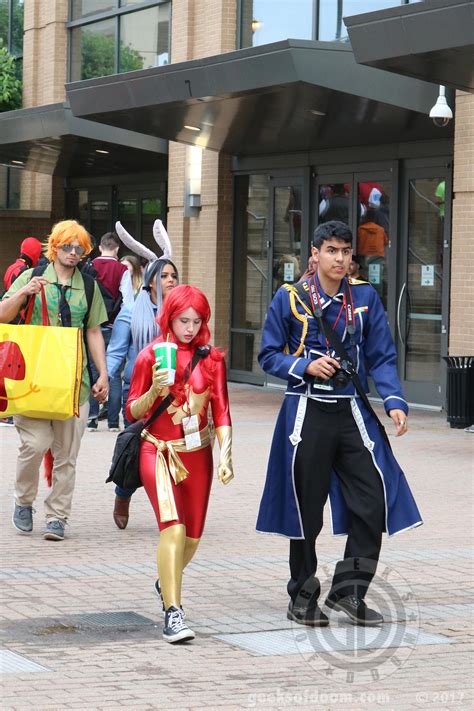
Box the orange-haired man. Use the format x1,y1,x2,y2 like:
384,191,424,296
0,220,108,541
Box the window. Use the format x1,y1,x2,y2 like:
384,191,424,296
71,1,117,21
318,0,404,42
120,4,170,72
0,1,23,208
239,0,413,48
0,165,21,209
68,1,171,81
0,0,23,106
71,18,116,80
240,0,314,48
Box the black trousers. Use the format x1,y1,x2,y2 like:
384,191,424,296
288,398,385,605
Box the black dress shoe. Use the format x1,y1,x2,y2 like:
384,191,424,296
325,594,384,626
287,600,329,627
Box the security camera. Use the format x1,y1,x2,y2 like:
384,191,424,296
429,85,452,127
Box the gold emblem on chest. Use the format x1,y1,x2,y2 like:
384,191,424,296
167,385,210,425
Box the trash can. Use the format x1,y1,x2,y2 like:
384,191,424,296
443,356,474,428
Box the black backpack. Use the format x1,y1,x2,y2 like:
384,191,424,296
31,263,97,327
79,259,123,324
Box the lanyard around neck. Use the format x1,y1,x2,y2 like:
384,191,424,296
308,275,355,347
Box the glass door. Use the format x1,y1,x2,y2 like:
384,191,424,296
230,174,270,384
397,166,451,407
269,179,304,296
354,172,395,319
230,173,307,384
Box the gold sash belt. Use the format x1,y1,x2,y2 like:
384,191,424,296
141,426,211,523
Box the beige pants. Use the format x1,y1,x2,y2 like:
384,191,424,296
13,403,89,522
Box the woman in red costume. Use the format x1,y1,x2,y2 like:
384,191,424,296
126,285,234,644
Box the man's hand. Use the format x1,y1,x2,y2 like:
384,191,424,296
92,373,109,404
389,409,408,437
305,356,340,381
20,276,49,297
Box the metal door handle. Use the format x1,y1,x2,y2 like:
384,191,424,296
397,282,407,347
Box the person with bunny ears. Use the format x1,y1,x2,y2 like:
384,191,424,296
106,219,179,529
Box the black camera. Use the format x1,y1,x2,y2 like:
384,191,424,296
332,358,353,389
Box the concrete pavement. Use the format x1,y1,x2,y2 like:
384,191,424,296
0,384,472,710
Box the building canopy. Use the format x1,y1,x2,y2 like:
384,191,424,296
345,0,474,94
66,40,447,156
0,103,167,177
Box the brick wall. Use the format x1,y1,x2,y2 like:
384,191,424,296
167,0,237,349
0,176,65,279
13,0,69,215
450,91,474,355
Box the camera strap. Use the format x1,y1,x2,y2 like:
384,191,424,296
295,281,391,449
322,321,391,449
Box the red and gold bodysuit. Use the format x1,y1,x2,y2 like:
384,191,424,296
126,340,231,539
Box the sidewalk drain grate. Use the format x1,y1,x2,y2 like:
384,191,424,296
0,649,50,674
65,611,155,628
215,626,457,656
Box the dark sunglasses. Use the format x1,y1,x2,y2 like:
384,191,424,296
61,244,85,256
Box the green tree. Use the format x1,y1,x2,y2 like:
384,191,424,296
0,45,22,111
81,30,144,80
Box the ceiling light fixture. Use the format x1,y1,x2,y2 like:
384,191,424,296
309,109,326,117
95,149,110,154
183,124,201,132
11,159,24,165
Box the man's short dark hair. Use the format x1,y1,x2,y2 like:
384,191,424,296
312,221,352,250
100,232,120,250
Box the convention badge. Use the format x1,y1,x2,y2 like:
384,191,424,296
314,382,334,391
182,414,201,450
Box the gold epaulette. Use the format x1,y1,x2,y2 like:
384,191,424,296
349,277,369,285
282,283,311,356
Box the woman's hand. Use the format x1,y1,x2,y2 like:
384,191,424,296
216,425,234,486
217,463,234,486
151,361,170,390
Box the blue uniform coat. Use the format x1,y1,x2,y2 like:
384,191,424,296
256,277,423,538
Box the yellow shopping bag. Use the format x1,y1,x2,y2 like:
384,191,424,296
0,323,83,420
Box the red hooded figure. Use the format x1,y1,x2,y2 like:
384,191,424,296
3,237,43,291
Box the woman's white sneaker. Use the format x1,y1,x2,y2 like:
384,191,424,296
163,606,195,644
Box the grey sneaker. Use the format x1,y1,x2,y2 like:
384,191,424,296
44,519,65,541
163,606,194,644
12,504,33,533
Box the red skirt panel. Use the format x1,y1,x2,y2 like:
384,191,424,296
139,440,213,539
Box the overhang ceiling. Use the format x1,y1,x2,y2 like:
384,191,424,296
66,39,448,156
345,0,474,93
0,103,168,177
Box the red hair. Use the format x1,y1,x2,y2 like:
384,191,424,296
157,285,224,404
158,285,211,346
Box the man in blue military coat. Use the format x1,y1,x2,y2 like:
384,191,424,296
257,221,422,627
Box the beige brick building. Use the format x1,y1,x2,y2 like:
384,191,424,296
1,0,473,411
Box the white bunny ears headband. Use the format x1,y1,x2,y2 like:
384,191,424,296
115,219,172,262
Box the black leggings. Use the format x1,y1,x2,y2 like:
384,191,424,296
288,398,385,604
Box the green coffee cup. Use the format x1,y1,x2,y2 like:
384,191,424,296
152,342,178,385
